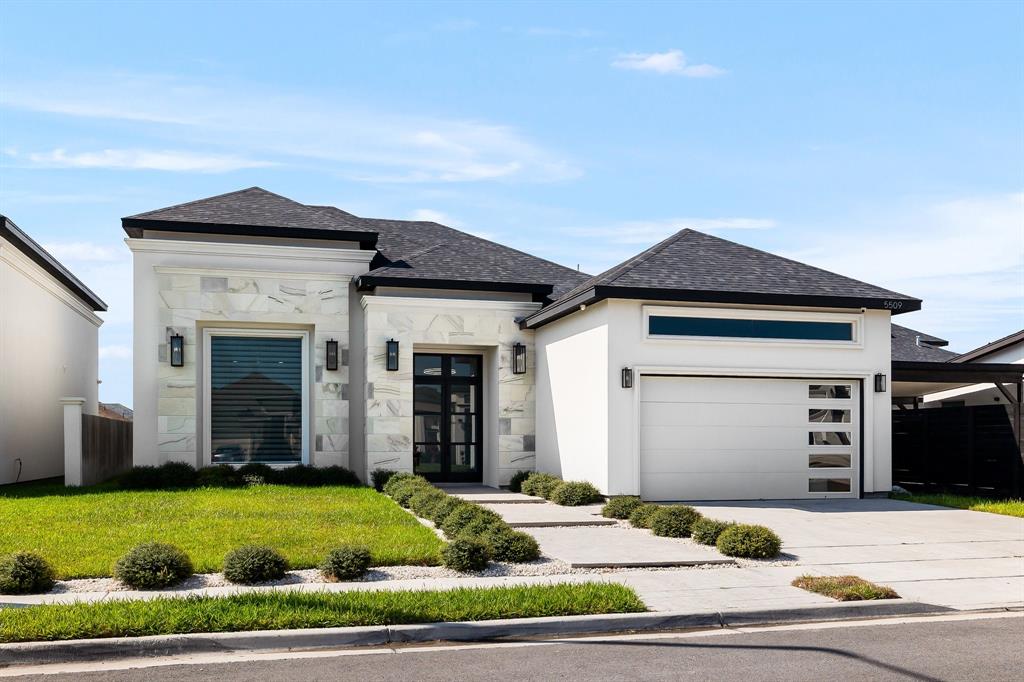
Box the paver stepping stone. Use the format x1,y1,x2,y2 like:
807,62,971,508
481,503,617,527
526,526,735,568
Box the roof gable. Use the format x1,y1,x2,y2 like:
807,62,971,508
953,328,1024,363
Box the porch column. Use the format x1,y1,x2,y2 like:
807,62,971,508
60,397,86,487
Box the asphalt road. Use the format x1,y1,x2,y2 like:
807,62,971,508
7,614,1024,681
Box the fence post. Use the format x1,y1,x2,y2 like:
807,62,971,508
60,397,86,487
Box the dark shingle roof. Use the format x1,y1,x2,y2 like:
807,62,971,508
314,207,589,298
524,229,921,328
1,215,107,311
953,328,1024,363
122,187,377,244
891,324,959,362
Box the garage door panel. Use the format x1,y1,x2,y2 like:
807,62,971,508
639,472,811,502
641,376,830,404
641,424,826,451
641,448,813,475
640,402,810,427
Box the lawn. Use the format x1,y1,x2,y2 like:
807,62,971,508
0,481,444,578
893,493,1024,518
792,575,899,601
0,583,646,643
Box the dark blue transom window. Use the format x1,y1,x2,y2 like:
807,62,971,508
648,316,854,341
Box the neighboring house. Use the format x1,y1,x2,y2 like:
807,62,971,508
923,329,1024,407
1,216,107,485
125,187,922,500
99,403,134,421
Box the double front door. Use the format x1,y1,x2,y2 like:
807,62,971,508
413,354,483,482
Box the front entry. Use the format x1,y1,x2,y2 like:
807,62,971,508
413,353,483,482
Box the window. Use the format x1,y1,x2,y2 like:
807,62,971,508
809,409,852,423
207,333,306,465
809,384,852,399
648,316,854,341
809,454,852,468
809,431,852,446
809,478,851,493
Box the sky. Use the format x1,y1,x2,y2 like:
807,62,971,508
1,0,1022,408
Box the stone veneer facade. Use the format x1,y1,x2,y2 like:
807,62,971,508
362,295,540,487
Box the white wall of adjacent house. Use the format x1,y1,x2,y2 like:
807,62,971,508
0,237,101,484
922,340,1023,407
534,299,894,500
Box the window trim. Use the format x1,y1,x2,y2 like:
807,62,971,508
642,305,863,348
202,328,310,467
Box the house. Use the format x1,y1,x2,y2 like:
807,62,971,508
99,403,134,421
1,216,107,485
126,187,924,500
922,329,1024,407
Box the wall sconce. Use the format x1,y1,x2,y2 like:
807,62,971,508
512,342,527,375
621,367,633,389
325,339,339,371
169,334,184,367
874,373,887,393
385,338,399,371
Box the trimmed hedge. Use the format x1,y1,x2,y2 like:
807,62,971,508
716,525,782,559
443,537,490,572
382,472,419,497
485,528,540,563
628,503,661,529
115,464,364,490
602,496,643,519
440,505,504,538
650,505,702,538
195,465,245,488
319,545,372,581
237,463,276,485
223,545,288,584
430,496,469,526
116,465,163,490
391,477,433,508
549,481,603,506
113,543,193,589
408,488,449,520
156,462,198,488
691,518,735,546
520,473,561,499
507,470,531,494
0,552,56,595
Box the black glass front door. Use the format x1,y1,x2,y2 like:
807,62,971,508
413,354,483,482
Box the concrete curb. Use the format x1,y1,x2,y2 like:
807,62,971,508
0,600,953,668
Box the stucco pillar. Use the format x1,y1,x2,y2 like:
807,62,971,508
60,397,86,487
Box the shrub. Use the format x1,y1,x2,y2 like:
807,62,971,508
0,552,56,594
602,496,643,519
117,466,163,490
319,545,372,581
382,471,417,497
113,543,193,589
520,473,561,499
549,481,603,506
650,505,702,538
157,461,197,488
316,466,362,487
391,477,433,507
408,488,449,520
485,528,540,563
716,524,782,559
691,518,736,546
196,465,244,488
628,503,661,529
507,470,531,494
371,468,397,492
223,545,288,584
430,496,469,525
274,464,322,486
440,504,504,538
237,462,277,485
442,537,490,572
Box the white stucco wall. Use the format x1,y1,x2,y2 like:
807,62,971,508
1,238,101,484
534,299,894,496
127,237,373,468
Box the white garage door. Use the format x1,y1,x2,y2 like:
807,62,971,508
639,376,859,501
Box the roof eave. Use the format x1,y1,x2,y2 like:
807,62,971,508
892,360,1024,384
952,330,1024,363
357,274,554,296
121,218,379,248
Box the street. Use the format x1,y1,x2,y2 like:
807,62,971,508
5,612,1022,681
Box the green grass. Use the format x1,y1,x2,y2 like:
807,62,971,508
0,482,444,578
893,493,1024,518
0,583,646,643
792,575,899,601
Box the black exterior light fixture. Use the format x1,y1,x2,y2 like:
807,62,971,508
874,373,887,393
512,342,527,375
169,334,184,368
385,338,400,372
621,367,633,389
325,339,339,371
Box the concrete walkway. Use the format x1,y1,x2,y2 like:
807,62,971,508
480,502,616,527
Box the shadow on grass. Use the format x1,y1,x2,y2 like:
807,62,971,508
0,478,121,499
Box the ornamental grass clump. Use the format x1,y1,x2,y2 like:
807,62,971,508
371,468,397,492
319,545,372,581
442,537,490,572
429,496,469,526
649,505,702,538
716,524,782,559
382,471,417,497
484,528,540,563
222,545,288,584
507,470,531,493
408,488,449,520
113,543,193,589
628,503,661,529
388,476,433,508
440,505,504,539
520,473,561,499
690,518,736,546
602,496,643,519
549,481,603,507
0,552,56,595
792,575,899,601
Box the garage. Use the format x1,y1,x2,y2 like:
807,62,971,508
639,376,860,501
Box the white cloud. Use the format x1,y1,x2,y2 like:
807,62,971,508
41,241,122,262
25,148,274,173
99,345,133,360
612,49,725,77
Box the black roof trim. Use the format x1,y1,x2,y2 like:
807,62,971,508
1,215,107,311
522,285,921,329
953,329,1024,363
892,360,1024,384
357,274,553,296
122,217,379,247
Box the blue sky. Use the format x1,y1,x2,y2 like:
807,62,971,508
1,1,1021,407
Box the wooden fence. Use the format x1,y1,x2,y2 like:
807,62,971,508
892,404,1023,498
81,414,133,486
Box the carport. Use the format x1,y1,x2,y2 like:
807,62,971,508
891,361,1024,497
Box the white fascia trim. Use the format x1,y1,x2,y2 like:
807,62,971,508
0,243,104,327
154,266,354,283
361,294,542,314
125,237,376,265
631,365,874,379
